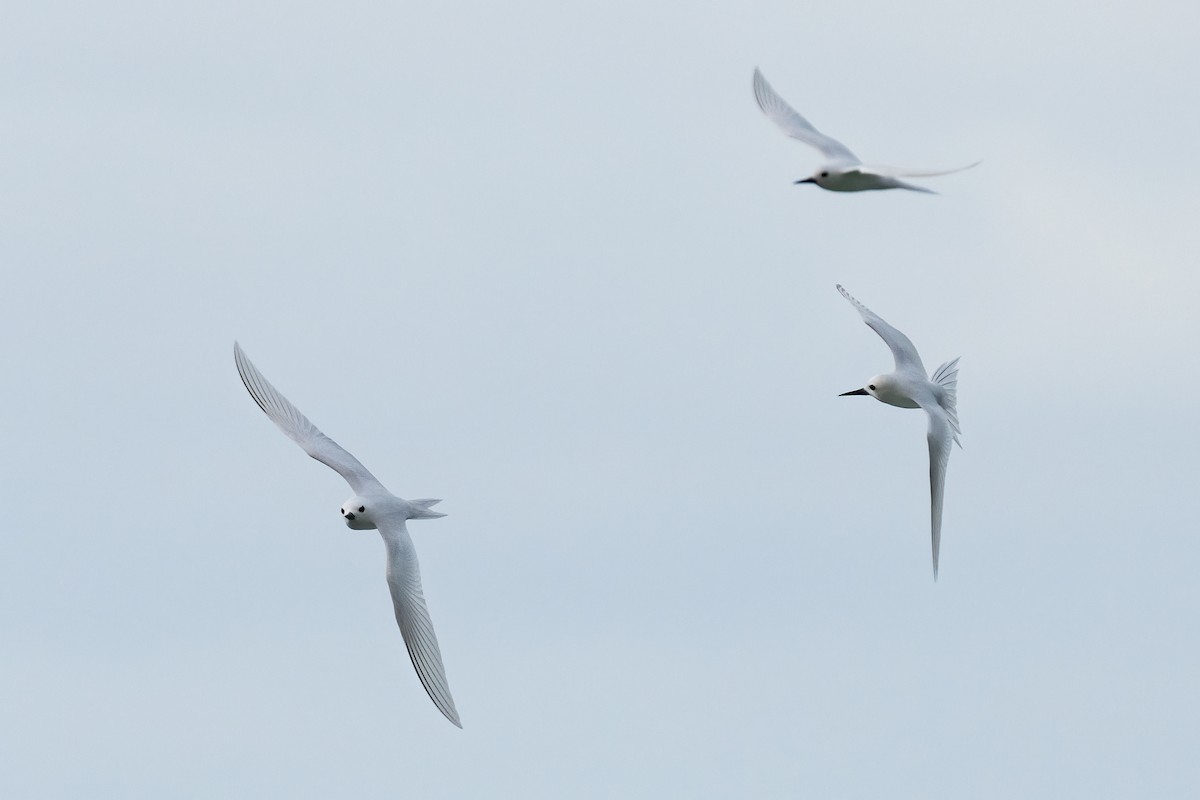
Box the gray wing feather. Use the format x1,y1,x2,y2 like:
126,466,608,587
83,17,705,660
380,518,462,728
234,342,386,496
862,161,981,179
753,68,859,164
836,286,927,376
925,406,954,581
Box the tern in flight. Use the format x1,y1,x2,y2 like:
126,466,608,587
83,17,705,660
836,286,961,578
753,68,978,193
234,342,462,727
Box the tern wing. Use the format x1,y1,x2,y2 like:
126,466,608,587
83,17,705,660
234,342,387,496
923,404,955,581
753,68,859,164
861,161,981,179
380,517,462,728
836,285,927,376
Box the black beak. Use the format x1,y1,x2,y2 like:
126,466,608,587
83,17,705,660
794,178,816,185
345,512,356,521
839,388,869,396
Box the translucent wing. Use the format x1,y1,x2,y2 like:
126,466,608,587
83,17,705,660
861,161,981,178
924,405,955,581
836,285,926,377
380,517,462,728
234,342,387,496
753,68,860,164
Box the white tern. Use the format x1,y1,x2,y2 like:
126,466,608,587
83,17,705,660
836,286,961,579
234,342,462,727
753,68,978,193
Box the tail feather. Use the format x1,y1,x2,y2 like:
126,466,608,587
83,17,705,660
931,357,962,447
410,498,446,519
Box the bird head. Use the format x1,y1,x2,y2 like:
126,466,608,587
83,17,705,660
839,376,883,400
795,167,834,188
340,496,377,530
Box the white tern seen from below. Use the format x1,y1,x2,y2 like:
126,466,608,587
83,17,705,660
233,342,461,727
753,68,979,193
835,286,961,579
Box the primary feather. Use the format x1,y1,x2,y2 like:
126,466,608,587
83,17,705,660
836,284,926,376
753,68,860,164
234,342,386,495
382,518,462,728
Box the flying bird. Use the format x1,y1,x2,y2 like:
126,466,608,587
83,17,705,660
234,342,461,727
835,286,961,579
752,68,978,193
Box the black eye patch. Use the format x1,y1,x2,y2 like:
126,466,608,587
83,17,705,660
869,384,876,390
358,506,365,513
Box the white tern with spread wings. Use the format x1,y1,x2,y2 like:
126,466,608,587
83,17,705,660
234,342,461,727
753,68,978,193
835,287,962,579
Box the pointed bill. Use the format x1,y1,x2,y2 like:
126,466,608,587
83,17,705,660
380,518,462,727
234,342,387,496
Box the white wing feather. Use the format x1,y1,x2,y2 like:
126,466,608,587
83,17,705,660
836,285,927,377
753,68,859,164
380,517,462,728
234,342,387,496
861,161,981,179
923,405,954,581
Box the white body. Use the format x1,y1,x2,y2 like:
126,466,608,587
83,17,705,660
234,342,461,727
836,286,961,579
753,68,978,193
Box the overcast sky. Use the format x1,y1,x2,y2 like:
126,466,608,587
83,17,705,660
3,1,1199,797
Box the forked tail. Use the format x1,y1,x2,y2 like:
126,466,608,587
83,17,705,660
931,357,962,447
410,498,447,519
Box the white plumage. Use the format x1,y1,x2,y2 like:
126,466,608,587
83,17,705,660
753,68,978,193
836,287,961,579
234,342,462,728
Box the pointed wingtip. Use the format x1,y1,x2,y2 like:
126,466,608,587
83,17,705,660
438,697,463,728
835,284,859,309
233,340,251,367
751,67,772,112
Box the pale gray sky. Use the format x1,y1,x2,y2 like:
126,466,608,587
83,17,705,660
2,1,1199,797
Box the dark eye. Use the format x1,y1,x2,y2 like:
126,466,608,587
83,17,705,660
820,171,829,177
868,384,876,390
358,506,365,513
